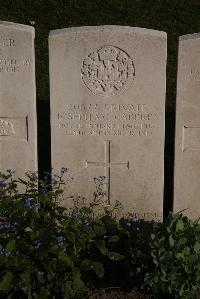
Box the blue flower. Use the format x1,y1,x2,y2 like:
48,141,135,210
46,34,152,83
129,212,140,221
23,196,32,208
57,236,65,244
34,241,41,250
10,221,17,226
0,180,6,188
0,245,5,254
0,222,11,229
71,209,81,218
23,196,40,210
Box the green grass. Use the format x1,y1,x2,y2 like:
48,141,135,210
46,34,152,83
1,0,200,109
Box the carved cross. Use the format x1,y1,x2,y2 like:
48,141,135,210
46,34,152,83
85,140,129,204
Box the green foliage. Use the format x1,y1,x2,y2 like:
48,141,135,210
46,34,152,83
1,170,200,298
143,212,200,298
0,170,148,298
0,169,96,298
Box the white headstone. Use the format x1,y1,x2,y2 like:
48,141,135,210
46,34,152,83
174,33,200,219
0,21,37,180
49,26,167,221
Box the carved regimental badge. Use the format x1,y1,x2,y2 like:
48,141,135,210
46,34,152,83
0,119,15,136
81,45,135,97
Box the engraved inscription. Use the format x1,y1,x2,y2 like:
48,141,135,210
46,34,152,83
125,211,162,221
0,38,15,47
182,126,200,152
0,37,31,73
0,119,14,136
89,210,161,221
81,46,135,97
0,58,31,73
85,140,129,204
0,117,28,141
58,103,158,137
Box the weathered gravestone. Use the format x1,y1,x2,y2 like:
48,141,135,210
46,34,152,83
174,33,200,219
0,21,37,180
49,26,167,220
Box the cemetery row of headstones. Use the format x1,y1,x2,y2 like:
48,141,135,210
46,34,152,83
0,21,199,220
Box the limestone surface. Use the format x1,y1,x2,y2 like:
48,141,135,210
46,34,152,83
0,21,37,181
174,34,200,219
49,26,167,220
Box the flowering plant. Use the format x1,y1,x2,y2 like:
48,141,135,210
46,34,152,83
0,169,93,298
2,169,198,298
0,169,130,298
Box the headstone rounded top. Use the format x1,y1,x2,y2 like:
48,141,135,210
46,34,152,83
49,25,167,39
49,22,167,220
0,21,34,35
179,33,200,42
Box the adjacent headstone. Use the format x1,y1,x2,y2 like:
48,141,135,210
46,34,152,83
174,34,200,219
0,21,37,180
49,26,167,220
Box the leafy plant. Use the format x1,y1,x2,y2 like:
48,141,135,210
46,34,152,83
0,169,104,298
1,170,200,298
0,170,141,298
143,212,200,298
